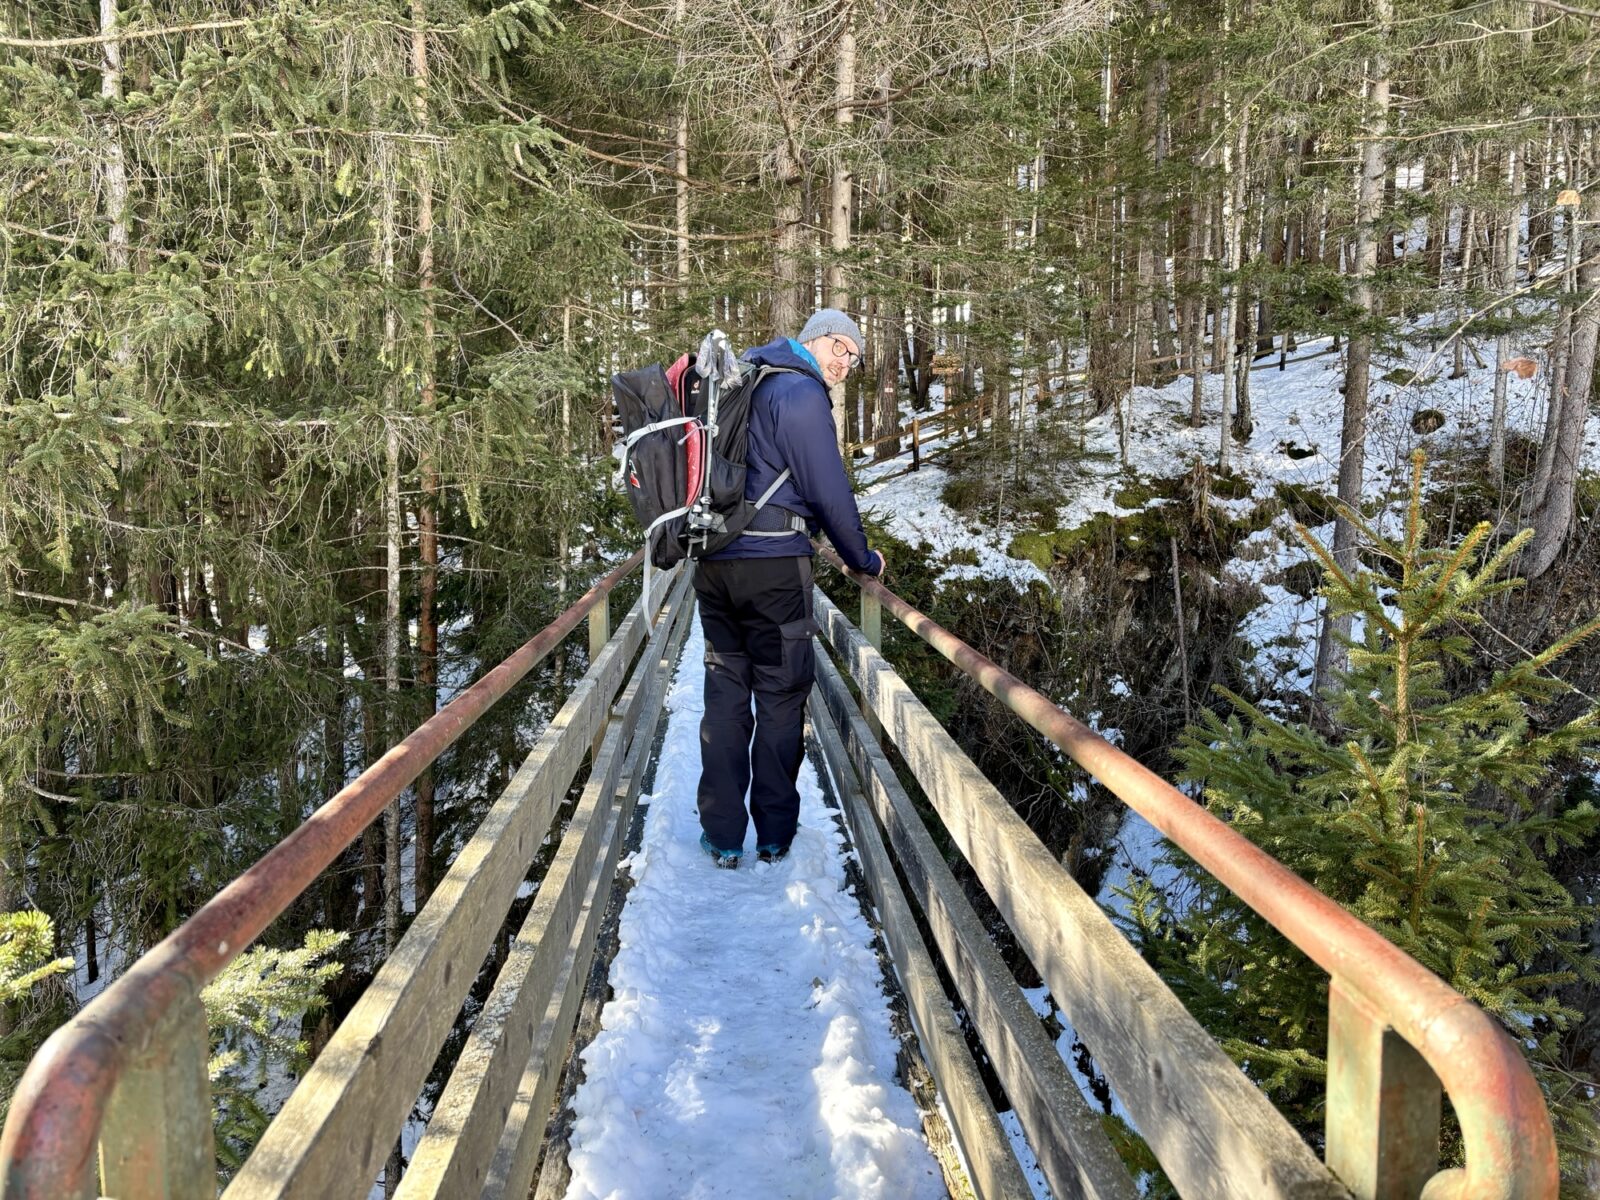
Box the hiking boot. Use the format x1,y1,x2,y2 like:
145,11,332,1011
699,832,742,870
756,843,790,864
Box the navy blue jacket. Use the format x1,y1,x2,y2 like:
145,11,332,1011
707,337,878,573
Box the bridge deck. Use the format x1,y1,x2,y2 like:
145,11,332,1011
556,619,947,1200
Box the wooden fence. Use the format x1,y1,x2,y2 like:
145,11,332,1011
0,555,695,1200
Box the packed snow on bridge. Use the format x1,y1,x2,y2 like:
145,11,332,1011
558,622,947,1200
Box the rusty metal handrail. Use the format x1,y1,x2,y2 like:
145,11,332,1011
818,545,1557,1200
0,549,644,1200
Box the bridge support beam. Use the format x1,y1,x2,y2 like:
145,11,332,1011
1326,978,1442,1200
98,992,216,1200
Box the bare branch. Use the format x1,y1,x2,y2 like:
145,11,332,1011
0,18,250,49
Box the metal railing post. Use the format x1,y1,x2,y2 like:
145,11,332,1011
98,991,216,1200
1325,979,1441,1200
589,591,611,761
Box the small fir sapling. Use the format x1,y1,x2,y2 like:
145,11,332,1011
1119,451,1600,1184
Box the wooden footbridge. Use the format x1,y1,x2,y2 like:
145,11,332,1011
0,550,1558,1200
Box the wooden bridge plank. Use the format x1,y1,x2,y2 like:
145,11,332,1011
812,591,1348,1200
813,649,1138,1200
220,576,667,1200
397,572,693,1200
485,587,695,1200
809,688,1035,1200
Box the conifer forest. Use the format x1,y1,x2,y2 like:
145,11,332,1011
2,0,1599,1195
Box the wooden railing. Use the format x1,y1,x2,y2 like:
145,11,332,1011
812,545,1557,1200
0,552,695,1200
846,393,1002,475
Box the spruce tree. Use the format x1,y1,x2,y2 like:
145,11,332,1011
203,929,346,1177
1122,452,1600,1189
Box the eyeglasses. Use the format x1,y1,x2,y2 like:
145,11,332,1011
828,336,862,370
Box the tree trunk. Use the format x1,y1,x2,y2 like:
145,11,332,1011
323,621,353,932
1134,18,1169,385
871,61,898,462
380,148,405,1193
1233,200,1260,443
85,908,99,985
1525,124,1555,273
359,603,384,932
1188,181,1207,426
377,141,405,994
909,264,935,410
1282,142,1307,360
1524,179,1600,578
828,8,854,312
873,298,898,460
1452,146,1480,380
1315,5,1390,697
1538,171,1578,497
1489,143,1521,488
1257,161,1284,354
100,0,131,289
769,18,806,336
675,0,690,286
1149,48,1177,376
826,9,856,452
1217,96,1247,469
411,0,438,909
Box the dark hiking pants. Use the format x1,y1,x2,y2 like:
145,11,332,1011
693,556,820,852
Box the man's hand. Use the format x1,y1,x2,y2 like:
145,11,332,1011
868,549,887,581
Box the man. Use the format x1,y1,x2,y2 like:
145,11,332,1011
694,308,886,868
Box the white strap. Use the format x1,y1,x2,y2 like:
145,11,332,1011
750,467,792,512
624,415,698,453
640,503,692,631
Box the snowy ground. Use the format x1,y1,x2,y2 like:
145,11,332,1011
861,332,1600,695
560,621,947,1200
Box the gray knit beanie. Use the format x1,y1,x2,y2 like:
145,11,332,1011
796,308,865,353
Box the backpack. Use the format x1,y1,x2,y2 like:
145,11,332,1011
613,330,800,572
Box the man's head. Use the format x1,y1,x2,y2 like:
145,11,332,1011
797,308,865,387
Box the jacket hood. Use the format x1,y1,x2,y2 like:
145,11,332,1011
741,336,827,386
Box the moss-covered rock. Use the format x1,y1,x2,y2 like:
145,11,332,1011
1113,479,1162,510
1275,481,1338,527
1210,470,1254,500
1009,531,1058,571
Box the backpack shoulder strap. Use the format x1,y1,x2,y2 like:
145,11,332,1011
742,363,802,389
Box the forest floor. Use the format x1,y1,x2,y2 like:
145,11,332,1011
558,620,947,1200
860,329,1599,695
